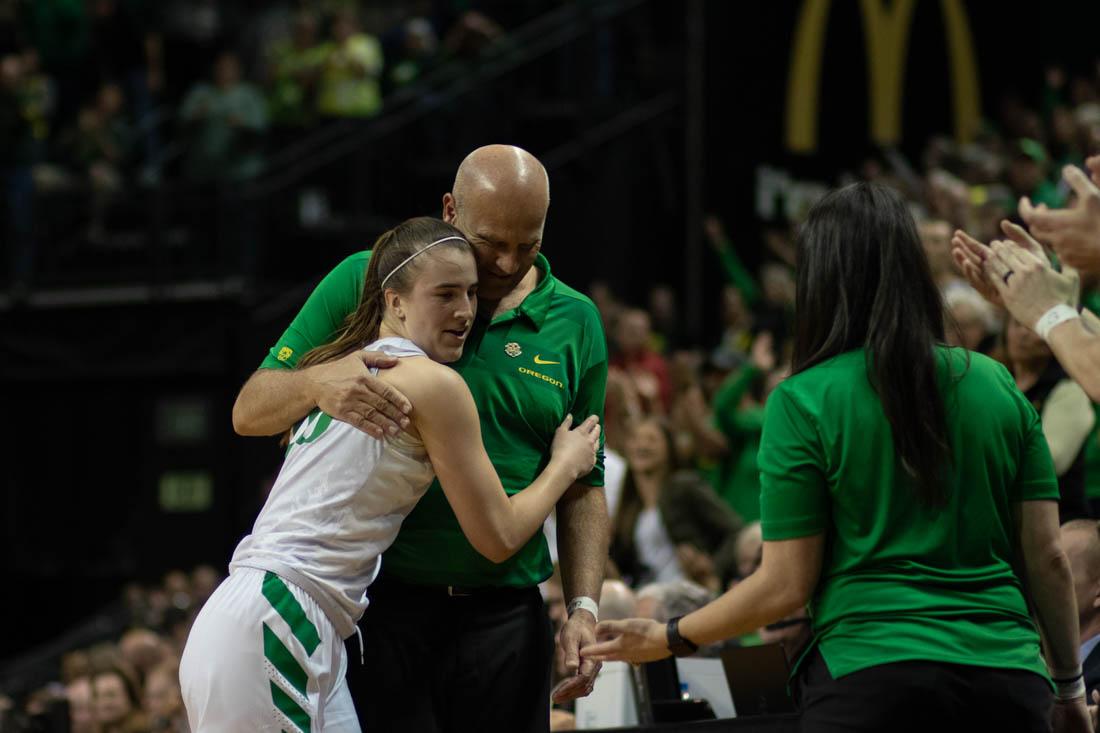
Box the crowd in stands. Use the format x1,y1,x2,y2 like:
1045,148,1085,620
0,566,222,732
541,61,1100,727
0,0,514,290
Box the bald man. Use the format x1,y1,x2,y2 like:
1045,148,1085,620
233,145,609,732
1063,520,1100,699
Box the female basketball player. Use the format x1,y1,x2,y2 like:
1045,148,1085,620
180,217,600,732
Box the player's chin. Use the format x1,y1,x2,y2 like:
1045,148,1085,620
434,340,465,364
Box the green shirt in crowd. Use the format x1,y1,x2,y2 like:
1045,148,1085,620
709,363,766,523
758,347,1057,683
261,251,608,588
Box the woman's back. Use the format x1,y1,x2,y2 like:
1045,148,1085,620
759,345,1059,679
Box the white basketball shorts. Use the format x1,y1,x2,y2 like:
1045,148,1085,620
179,567,360,732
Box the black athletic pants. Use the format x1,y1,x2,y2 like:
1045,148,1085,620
796,647,1054,732
345,571,554,733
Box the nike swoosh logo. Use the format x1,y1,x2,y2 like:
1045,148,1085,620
533,355,560,365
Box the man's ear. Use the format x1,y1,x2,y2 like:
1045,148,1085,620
442,192,457,223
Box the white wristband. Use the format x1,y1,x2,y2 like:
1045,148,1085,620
1034,304,1080,342
1055,675,1086,701
567,596,599,621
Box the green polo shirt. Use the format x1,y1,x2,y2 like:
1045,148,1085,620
759,347,1057,682
260,251,608,587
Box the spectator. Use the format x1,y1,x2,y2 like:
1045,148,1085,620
603,367,643,455
588,279,623,327
316,8,383,119
599,579,637,621
610,308,672,413
703,215,760,307
61,81,133,238
1062,519,1100,701
648,284,683,352
15,48,53,150
1005,315,1095,522
145,660,187,733
945,287,997,352
266,10,325,128
634,579,713,623
1008,138,1064,211
610,417,743,591
70,81,132,169
118,628,168,684
19,0,90,131
161,569,191,608
757,262,795,344
91,660,148,733
675,333,780,523
66,676,96,733
61,649,93,684
713,284,753,370
87,0,162,172
190,564,222,606
1051,106,1085,172
179,51,267,182
921,218,967,295
440,10,503,60
385,17,439,91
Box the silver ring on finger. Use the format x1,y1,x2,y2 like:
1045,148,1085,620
1002,270,1014,285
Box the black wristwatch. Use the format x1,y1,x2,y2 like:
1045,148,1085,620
666,615,699,657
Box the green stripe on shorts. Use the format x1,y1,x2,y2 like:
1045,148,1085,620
263,622,309,697
261,572,321,655
270,680,311,732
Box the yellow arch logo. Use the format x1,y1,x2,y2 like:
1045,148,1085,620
786,0,979,153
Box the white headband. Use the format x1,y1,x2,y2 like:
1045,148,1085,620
380,236,468,288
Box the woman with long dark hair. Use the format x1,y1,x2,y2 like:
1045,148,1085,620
609,416,743,591
180,217,600,732
582,183,1089,732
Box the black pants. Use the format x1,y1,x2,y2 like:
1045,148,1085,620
796,648,1053,733
345,572,554,733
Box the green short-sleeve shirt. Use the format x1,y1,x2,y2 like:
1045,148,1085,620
261,251,608,587
758,347,1057,681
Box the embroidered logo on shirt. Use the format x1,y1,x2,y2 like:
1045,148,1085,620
277,347,294,362
505,342,522,358
533,354,560,365
518,367,564,389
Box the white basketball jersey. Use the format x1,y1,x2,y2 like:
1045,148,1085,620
230,337,436,638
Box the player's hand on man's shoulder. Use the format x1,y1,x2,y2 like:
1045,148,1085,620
304,350,411,439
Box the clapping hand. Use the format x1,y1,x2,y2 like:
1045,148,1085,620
1020,165,1100,274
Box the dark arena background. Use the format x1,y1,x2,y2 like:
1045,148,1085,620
3,1,1100,731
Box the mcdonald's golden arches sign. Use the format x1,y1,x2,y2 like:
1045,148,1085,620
786,0,980,153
